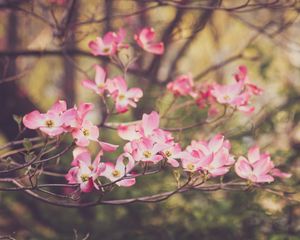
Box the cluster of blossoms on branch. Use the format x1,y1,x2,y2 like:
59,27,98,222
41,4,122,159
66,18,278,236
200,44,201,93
23,101,117,150
21,26,290,193
167,66,263,115
89,27,164,56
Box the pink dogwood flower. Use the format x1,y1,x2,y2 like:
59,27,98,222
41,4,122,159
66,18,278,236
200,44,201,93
82,65,108,95
234,65,263,96
62,102,94,130
181,156,203,172
194,83,219,116
186,134,234,177
72,119,99,147
167,74,195,97
132,137,168,163
117,111,170,142
211,82,254,113
23,100,67,137
89,29,127,56
134,27,164,55
109,76,143,113
235,156,274,183
161,143,183,167
235,146,291,183
101,153,136,187
65,150,105,192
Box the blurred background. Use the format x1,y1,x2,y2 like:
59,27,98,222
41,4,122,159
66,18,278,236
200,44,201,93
0,0,299,239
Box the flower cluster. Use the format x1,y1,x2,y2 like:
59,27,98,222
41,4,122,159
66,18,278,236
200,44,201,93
23,101,117,149
167,66,262,115
82,65,143,113
63,111,290,192
89,27,164,56
22,103,290,193
235,146,291,183
182,134,234,177
21,25,290,194
118,111,179,166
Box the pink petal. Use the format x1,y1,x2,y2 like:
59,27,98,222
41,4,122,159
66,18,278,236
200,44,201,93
72,151,91,167
65,167,78,184
81,79,97,92
101,162,115,180
235,157,252,179
61,108,78,128
73,147,88,159
94,65,106,85
126,88,143,100
117,178,136,187
167,158,180,167
146,42,164,55
211,148,230,168
113,76,127,93
23,110,45,129
255,174,274,183
39,126,65,137
253,158,273,176
209,167,230,177
80,178,95,192
270,168,292,179
99,141,118,152
49,100,67,114
248,146,260,164
208,134,224,153
77,103,94,119
140,27,155,43
89,125,100,141
88,39,102,56
142,111,160,136
72,147,90,166
115,100,129,113
117,125,140,141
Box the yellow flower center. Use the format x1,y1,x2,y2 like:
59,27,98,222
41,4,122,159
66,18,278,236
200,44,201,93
118,94,126,101
97,82,105,88
45,119,54,128
82,129,90,136
187,163,195,171
223,95,230,101
80,174,89,182
143,150,152,158
103,47,110,53
165,150,172,157
88,165,94,171
112,170,121,177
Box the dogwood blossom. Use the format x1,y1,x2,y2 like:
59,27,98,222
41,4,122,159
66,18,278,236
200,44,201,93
235,146,291,183
211,81,254,113
134,27,164,55
167,74,195,97
89,29,127,56
101,153,136,187
184,134,235,177
65,149,105,192
108,76,143,113
82,65,108,95
23,100,67,137
132,137,168,163
234,65,263,96
72,119,99,147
